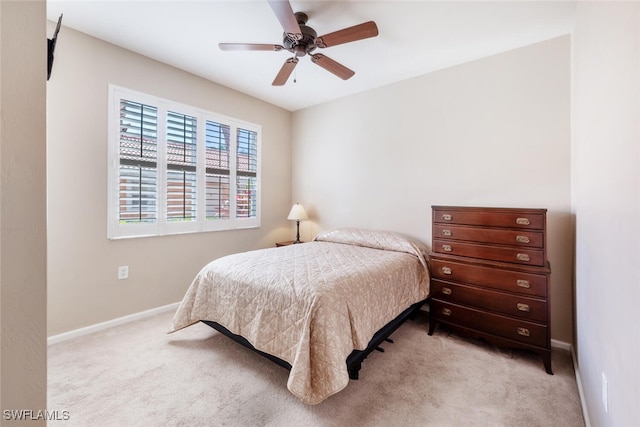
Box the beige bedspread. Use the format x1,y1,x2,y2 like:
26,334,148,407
168,228,430,404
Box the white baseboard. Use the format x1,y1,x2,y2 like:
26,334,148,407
551,338,572,351
571,346,591,427
548,339,590,426
47,302,180,346
48,304,574,351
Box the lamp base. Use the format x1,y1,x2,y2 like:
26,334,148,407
294,220,302,244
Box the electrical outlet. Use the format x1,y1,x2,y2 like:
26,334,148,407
118,266,129,280
602,372,608,413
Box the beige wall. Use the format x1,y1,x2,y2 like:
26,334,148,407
42,4,640,423
292,36,574,343
0,0,47,424
572,2,640,426
46,26,293,335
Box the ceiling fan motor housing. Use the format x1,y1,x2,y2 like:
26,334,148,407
283,12,317,56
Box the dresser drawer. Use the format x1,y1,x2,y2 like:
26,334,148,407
433,207,545,230
433,224,543,248
431,279,547,322
429,257,548,297
433,239,545,266
430,300,548,347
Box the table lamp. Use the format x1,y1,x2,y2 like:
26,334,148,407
287,203,308,243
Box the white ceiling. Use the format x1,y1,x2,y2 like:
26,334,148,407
46,1,576,111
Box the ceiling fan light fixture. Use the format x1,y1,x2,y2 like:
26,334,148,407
293,45,307,57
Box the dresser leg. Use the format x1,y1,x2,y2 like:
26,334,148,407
427,318,436,336
542,350,553,375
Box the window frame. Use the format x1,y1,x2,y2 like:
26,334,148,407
107,85,261,239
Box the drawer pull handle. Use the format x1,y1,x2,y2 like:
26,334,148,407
442,308,452,316
517,327,530,337
442,244,452,252
517,303,530,312
441,266,452,275
516,253,530,261
516,235,530,244
442,287,452,295
441,229,452,236
442,214,452,221
516,217,531,225
516,279,531,289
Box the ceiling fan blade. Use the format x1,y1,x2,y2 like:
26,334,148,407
310,54,355,80
219,43,283,52
316,21,379,48
267,0,302,41
272,57,299,86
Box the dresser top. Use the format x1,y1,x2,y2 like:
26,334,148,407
432,206,547,214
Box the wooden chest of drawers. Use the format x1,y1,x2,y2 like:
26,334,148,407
428,206,552,374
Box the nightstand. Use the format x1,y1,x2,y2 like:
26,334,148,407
275,240,297,247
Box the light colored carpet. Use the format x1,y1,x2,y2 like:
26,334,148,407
48,310,584,426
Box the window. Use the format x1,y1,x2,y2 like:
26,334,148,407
108,86,260,239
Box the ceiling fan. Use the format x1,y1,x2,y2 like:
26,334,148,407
219,0,379,86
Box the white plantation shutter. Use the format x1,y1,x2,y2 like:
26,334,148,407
108,86,261,239
166,111,197,221
118,100,158,223
236,128,258,219
205,121,231,220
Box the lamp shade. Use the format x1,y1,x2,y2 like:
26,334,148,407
287,203,308,221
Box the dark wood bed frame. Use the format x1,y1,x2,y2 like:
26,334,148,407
202,298,427,380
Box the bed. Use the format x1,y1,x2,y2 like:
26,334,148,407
168,228,430,404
